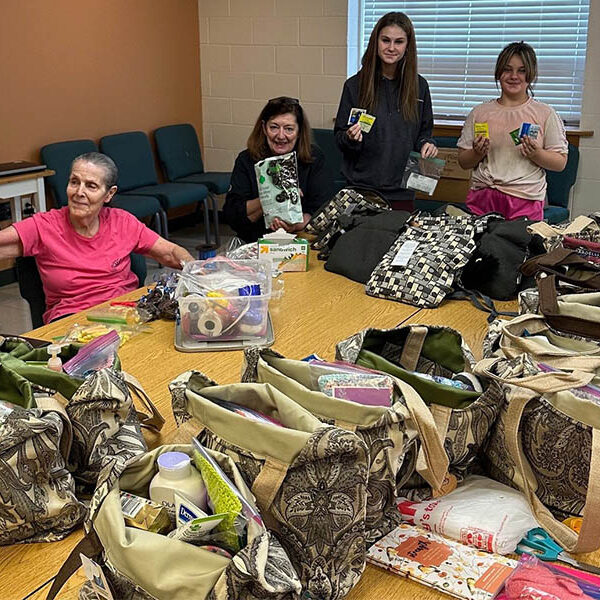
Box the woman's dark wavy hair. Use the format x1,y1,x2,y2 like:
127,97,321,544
247,97,313,163
495,41,538,97
359,12,419,121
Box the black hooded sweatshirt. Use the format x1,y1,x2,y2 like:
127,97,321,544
334,72,435,210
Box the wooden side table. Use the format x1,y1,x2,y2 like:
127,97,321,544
0,168,55,222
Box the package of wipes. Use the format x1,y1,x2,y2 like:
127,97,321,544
255,151,303,227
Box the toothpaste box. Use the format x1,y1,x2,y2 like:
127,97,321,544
258,236,309,272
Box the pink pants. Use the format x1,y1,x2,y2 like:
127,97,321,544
465,188,544,221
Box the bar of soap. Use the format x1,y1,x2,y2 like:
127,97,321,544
120,491,171,534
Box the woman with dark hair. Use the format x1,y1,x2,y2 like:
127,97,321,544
334,12,437,210
223,97,330,242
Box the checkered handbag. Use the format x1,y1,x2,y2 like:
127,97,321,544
305,187,390,250
366,214,477,308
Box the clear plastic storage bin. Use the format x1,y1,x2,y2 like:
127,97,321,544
176,258,272,343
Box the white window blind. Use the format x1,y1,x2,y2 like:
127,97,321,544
358,0,589,124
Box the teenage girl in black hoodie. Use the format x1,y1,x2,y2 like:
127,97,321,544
334,12,438,211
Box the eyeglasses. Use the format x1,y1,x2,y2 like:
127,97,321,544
268,96,300,105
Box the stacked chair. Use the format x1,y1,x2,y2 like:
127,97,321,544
100,131,211,241
154,123,230,246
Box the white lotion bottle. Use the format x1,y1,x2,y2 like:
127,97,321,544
149,451,208,511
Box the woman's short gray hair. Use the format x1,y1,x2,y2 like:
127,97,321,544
71,152,119,190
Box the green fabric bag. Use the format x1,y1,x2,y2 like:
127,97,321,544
170,372,369,600
336,324,504,498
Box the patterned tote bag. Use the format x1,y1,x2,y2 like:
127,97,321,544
241,347,449,543
475,355,600,553
47,445,301,600
366,214,478,308
170,372,369,600
336,324,505,498
0,394,86,545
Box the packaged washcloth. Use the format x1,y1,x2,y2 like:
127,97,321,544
254,151,303,227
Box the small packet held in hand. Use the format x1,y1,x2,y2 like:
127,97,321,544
254,151,303,228
401,151,446,196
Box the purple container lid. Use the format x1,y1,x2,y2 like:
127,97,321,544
157,451,190,471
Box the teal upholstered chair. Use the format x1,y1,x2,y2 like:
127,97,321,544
100,131,210,240
16,254,147,329
40,140,164,233
154,124,228,245
312,128,346,198
544,143,579,224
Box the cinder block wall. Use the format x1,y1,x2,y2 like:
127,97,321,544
198,0,347,171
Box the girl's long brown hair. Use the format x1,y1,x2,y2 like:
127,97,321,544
358,12,419,121
247,97,313,163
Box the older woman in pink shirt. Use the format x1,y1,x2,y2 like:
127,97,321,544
0,152,193,323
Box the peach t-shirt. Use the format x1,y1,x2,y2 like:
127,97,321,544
457,98,567,202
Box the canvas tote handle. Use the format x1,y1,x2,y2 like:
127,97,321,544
528,216,596,240
537,275,600,340
474,358,595,394
521,248,600,289
122,371,165,432
398,326,428,371
392,375,450,493
251,457,289,515
504,386,600,553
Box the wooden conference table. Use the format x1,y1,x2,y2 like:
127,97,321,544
2,254,596,599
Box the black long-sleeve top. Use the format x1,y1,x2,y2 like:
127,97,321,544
334,73,435,208
223,145,330,242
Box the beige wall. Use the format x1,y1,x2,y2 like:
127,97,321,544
0,0,203,168
572,0,600,216
198,0,347,171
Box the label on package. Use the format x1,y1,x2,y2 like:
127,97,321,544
519,122,540,139
474,122,489,138
391,240,420,267
406,172,438,195
358,113,376,133
509,128,522,145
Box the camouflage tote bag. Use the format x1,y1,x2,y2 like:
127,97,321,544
0,394,86,545
47,444,300,600
241,347,449,543
336,324,504,498
170,372,369,600
475,355,600,554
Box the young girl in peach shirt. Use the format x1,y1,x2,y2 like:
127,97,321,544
458,42,568,221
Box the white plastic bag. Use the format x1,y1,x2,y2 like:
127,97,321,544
397,475,538,554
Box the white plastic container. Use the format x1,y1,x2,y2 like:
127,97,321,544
176,258,272,343
46,344,63,372
149,451,208,511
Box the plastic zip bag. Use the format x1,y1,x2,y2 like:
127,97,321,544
63,330,120,378
401,151,446,196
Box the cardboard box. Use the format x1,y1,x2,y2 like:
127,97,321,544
436,148,472,181
258,237,309,272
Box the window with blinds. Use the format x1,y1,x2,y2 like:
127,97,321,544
356,0,590,124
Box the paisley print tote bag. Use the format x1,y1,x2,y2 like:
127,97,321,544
170,371,369,600
0,394,86,545
46,445,300,600
241,347,449,543
475,355,600,553
336,325,504,498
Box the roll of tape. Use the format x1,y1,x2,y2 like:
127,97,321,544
197,310,223,337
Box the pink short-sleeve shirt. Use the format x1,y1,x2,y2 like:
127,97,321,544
13,206,159,323
458,98,568,202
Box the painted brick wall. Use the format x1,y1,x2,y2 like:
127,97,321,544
198,0,347,171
